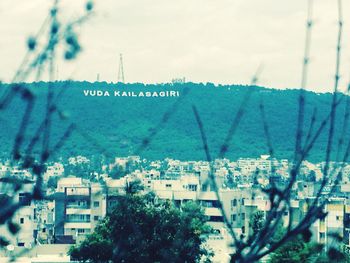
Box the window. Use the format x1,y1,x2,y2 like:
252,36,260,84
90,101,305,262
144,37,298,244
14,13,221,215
42,228,46,233
209,216,223,222
78,201,88,207
231,214,236,222
78,229,85,234
17,242,25,247
212,201,220,208
67,214,90,222
20,218,24,224
19,193,31,206
241,213,246,221
94,216,100,221
201,200,212,208
231,199,237,207
165,184,172,188
67,200,88,208
188,184,197,192
94,201,100,208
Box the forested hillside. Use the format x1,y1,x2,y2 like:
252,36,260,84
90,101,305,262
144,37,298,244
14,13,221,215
0,81,347,162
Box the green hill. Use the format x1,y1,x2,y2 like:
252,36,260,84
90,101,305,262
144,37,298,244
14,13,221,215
0,81,347,162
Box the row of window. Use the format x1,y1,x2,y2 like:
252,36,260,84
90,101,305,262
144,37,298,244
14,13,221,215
201,200,220,208
231,213,245,222
70,228,91,235
66,200,100,208
66,214,91,222
66,214,101,222
231,198,245,207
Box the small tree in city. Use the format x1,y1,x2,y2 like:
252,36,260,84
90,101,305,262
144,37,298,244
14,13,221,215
69,193,212,263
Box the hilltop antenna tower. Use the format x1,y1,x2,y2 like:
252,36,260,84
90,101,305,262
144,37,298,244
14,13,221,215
117,53,125,83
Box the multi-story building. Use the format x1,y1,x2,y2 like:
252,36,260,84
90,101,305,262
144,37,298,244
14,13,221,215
54,177,106,244
147,174,257,238
304,198,345,247
0,182,36,249
237,156,273,176
244,196,347,248
35,201,55,244
344,199,350,246
44,162,65,181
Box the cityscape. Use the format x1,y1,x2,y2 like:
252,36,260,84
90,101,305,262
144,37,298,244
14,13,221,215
2,0,350,262
1,154,350,262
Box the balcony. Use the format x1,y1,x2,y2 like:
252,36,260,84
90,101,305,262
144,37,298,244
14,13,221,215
66,214,91,223
205,207,223,217
66,200,90,209
64,222,91,229
66,187,90,196
66,208,91,215
66,219,91,223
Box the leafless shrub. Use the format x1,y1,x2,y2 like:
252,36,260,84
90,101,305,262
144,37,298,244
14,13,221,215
0,0,93,255
191,0,350,262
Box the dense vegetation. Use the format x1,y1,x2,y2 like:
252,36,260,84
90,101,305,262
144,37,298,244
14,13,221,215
69,194,211,263
0,81,348,162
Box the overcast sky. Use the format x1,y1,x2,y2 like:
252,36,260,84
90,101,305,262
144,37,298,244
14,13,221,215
0,0,349,92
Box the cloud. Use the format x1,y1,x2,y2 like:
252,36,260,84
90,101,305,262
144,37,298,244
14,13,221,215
0,0,349,92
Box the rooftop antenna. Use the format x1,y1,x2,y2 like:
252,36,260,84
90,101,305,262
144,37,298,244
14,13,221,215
117,53,125,83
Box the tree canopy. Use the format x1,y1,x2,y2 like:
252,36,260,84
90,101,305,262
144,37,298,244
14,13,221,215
69,194,212,263
0,81,347,162
268,233,350,263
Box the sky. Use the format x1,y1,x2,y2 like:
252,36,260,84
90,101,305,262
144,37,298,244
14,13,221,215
0,0,349,92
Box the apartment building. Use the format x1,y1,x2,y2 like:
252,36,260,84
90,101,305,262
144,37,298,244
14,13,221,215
0,182,36,249
49,171,350,249
54,177,106,244
148,175,255,237
299,198,345,247
35,201,55,244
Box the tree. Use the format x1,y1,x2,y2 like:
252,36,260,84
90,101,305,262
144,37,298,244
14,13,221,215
266,225,350,263
68,221,113,263
268,235,323,263
124,179,144,195
268,234,350,263
251,211,265,236
69,194,212,263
